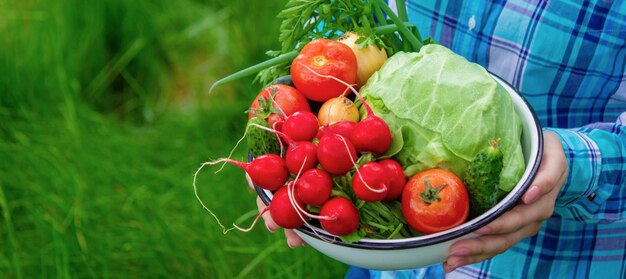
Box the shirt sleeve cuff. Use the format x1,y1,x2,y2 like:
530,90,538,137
542,128,604,222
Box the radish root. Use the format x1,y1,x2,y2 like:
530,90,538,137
193,162,238,234
269,91,287,117
272,121,286,156
233,207,270,232
286,157,339,243
194,160,272,234
216,124,252,173
285,157,315,236
338,136,387,194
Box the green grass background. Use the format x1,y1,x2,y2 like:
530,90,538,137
0,0,348,278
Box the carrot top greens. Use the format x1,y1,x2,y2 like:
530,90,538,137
211,0,428,91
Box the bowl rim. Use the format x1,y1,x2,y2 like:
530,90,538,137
254,73,544,250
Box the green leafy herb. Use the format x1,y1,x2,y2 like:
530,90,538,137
210,1,432,97
329,169,419,243
357,200,413,240
257,0,388,85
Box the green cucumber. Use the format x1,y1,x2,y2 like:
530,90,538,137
246,117,281,157
464,139,506,218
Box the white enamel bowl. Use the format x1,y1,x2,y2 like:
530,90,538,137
254,74,543,271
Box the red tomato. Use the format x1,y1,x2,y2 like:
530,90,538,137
290,39,357,102
401,168,469,234
248,84,311,128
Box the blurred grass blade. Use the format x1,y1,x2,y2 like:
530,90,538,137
85,38,146,102
235,241,282,279
185,9,230,38
0,181,23,279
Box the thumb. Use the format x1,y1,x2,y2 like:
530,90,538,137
245,173,255,190
522,132,567,204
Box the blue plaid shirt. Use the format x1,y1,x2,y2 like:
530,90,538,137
353,0,626,278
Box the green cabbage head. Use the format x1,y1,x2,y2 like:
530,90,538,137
360,44,525,191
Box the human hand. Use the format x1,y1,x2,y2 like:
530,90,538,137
443,131,568,273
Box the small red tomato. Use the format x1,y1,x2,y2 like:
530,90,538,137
401,169,469,234
248,84,311,128
290,38,357,102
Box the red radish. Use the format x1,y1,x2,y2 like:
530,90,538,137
281,111,319,142
317,120,357,141
348,87,391,154
379,159,407,201
240,163,313,233
295,168,333,206
270,186,306,229
297,63,392,154
285,179,358,237
285,142,317,175
352,162,389,202
315,129,324,140
317,133,357,175
319,197,360,236
202,154,288,191
329,121,357,139
350,115,391,154
248,123,318,175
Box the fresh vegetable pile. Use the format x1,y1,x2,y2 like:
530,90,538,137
195,0,525,243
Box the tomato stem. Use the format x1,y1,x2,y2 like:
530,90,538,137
312,56,327,67
420,176,446,205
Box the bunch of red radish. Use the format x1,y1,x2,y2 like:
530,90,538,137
204,38,407,237
220,83,407,237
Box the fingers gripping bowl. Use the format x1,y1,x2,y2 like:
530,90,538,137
253,74,543,271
